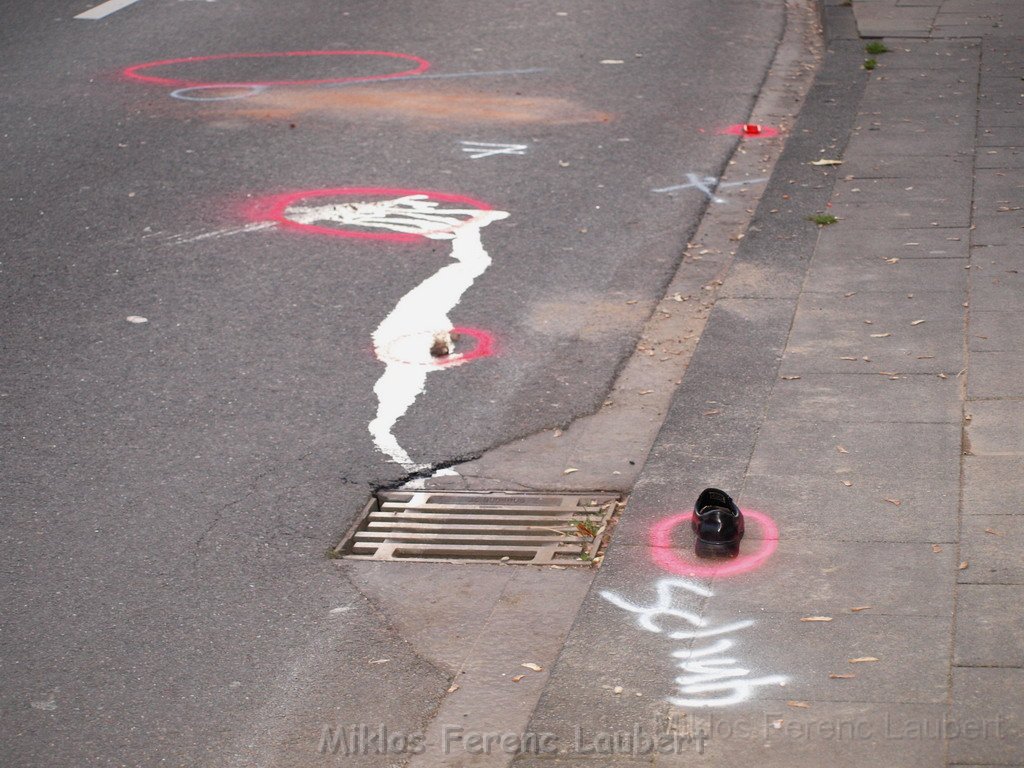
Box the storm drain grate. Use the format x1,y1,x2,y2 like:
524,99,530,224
336,491,622,565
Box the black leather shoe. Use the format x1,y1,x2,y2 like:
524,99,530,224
692,487,744,558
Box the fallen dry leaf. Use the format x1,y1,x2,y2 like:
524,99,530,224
841,480,853,487
704,409,722,416
848,657,879,663
639,389,654,395
911,319,926,326
840,356,858,361
870,333,892,338
938,373,948,379
562,468,579,475
447,683,460,693
521,663,543,671
850,606,872,612
884,498,902,506
844,291,857,297
958,561,969,570
836,445,849,453
512,675,525,683
787,701,811,709
801,616,834,622
369,659,390,664
613,686,624,694
810,159,843,166
932,544,943,553
782,375,802,380
829,673,856,679
985,528,1004,536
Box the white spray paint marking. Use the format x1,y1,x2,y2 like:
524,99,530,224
168,222,276,244
74,0,144,19
600,577,787,708
652,174,768,203
284,195,508,472
459,141,529,160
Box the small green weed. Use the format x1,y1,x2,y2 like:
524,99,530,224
864,58,878,70
808,213,839,226
865,41,889,55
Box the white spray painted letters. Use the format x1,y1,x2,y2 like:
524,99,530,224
285,194,508,472
600,578,787,708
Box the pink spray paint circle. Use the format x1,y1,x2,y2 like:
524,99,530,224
650,509,779,578
719,123,780,138
122,50,430,88
246,187,495,243
375,326,495,367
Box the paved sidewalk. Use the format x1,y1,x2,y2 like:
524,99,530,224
510,1,1024,765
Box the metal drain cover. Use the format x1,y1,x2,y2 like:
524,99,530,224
336,491,622,565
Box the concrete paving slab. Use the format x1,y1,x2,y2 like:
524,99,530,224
963,455,1024,516
979,125,1024,146
949,668,1024,765
696,609,952,704
742,471,959,542
959,515,1024,585
965,400,1024,454
838,152,974,178
804,250,967,294
972,213,1024,247
715,538,958,616
764,372,961,423
816,225,970,256
747,420,961,525
780,290,965,372
666,701,949,767
973,167,1024,202
953,584,1024,667
864,39,978,69
978,107,1024,128
829,197,971,228
975,146,1024,169
970,310,1024,353
967,350,1024,399
834,174,974,203
970,247,1024,313
844,124,976,157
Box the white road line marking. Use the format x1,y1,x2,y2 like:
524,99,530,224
75,0,144,19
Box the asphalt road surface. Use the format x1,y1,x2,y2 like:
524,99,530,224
1,0,786,764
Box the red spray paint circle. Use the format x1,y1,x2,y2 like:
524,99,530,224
650,509,779,578
719,123,780,138
247,187,494,243
376,327,495,367
122,50,430,88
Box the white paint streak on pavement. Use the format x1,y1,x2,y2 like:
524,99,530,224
74,0,145,19
285,195,508,471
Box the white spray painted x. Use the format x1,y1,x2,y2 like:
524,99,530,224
287,194,508,472
600,578,787,708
